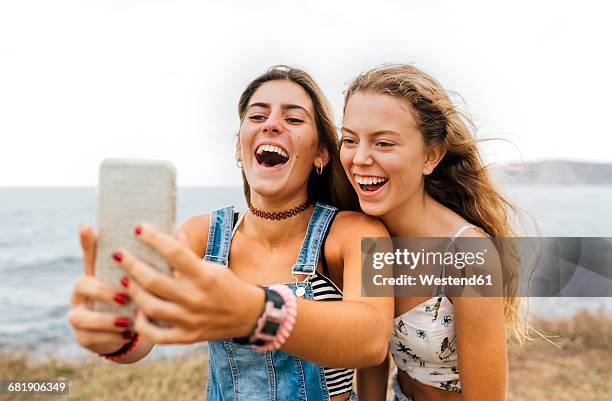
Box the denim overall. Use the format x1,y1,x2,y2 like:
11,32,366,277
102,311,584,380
203,202,354,401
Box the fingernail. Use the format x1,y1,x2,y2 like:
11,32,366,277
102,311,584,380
120,276,129,288
112,251,123,262
114,293,129,305
115,316,131,328
122,331,134,339
134,226,143,236
132,308,139,318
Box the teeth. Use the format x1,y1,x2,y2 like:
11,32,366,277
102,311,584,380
256,144,288,158
355,175,388,185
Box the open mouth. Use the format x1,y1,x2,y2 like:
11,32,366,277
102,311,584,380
355,175,389,192
255,144,289,168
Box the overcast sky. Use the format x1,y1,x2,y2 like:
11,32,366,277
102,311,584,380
1,0,610,186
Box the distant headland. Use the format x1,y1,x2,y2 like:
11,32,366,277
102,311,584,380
492,160,612,185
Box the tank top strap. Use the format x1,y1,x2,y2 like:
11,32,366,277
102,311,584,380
433,224,479,296
203,206,235,266
450,224,478,242
292,203,338,277
231,210,246,237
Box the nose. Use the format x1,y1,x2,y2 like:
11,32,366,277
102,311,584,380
262,112,283,135
353,143,374,166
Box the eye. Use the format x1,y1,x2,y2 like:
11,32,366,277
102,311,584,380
340,137,358,145
376,141,394,148
248,114,266,122
286,117,304,124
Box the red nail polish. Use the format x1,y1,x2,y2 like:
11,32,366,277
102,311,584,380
114,293,128,305
120,276,129,288
112,252,123,262
114,316,130,328
122,331,134,339
134,226,143,236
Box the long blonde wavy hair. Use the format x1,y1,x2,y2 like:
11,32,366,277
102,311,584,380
344,64,529,344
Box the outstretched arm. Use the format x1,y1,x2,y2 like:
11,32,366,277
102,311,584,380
113,214,394,368
280,212,393,367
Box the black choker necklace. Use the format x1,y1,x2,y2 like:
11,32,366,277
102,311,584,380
247,199,311,220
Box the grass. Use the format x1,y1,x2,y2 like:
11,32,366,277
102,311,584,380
507,310,612,401
0,351,208,401
1,311,610,401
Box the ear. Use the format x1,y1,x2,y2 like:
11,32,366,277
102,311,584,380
423,142,447,175
314,142,330,169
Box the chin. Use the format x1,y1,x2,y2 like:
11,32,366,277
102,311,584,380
249,182,286,199
358,200,389,217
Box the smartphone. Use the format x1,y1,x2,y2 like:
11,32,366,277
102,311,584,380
93,158,176,317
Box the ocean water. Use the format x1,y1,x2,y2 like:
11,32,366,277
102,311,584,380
0,186,610,358
0,187,246,359
504,185,612,319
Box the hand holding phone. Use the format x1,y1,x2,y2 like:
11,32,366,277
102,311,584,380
68,225,139,355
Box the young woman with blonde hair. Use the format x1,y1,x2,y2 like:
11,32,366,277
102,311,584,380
340,64,527,401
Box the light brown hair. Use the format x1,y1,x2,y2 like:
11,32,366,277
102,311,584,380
238,65,360,211
344,64,529,344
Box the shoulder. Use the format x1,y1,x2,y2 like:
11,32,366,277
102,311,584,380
451,224,503,298
322,211,389,286
459,226,488,238
454,225,497,255
450,226,505,316
177,214,210,259
332,211,389,237
451,224,495,254
327,211,389,255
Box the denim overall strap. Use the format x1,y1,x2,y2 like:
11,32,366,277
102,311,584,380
205,203,339,401
292,203,338,278
204,206,235,266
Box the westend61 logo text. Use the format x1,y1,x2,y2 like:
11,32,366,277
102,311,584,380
372,249,487,270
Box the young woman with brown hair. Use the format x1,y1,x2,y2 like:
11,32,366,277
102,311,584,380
68,65,393,401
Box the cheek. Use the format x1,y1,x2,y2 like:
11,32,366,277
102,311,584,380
381,150,426,182
292,130,319,161
339,147,353,170
238,125,255,148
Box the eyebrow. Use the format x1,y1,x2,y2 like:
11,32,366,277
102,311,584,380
247,102,312,118
341,126,401,137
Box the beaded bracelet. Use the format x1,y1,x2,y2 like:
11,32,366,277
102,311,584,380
250,284,297,352
98,333,140,361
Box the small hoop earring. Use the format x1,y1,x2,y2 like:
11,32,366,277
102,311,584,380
236,160,243,169
316,163,323,175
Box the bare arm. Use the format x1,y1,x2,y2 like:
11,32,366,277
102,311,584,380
357,351,390,401
280,213,394,367
116,212,394,368
453,230,508,400
454,296,507,400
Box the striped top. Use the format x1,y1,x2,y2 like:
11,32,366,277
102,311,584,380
306,270,354,397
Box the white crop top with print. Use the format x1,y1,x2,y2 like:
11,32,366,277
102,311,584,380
390,224,479,393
